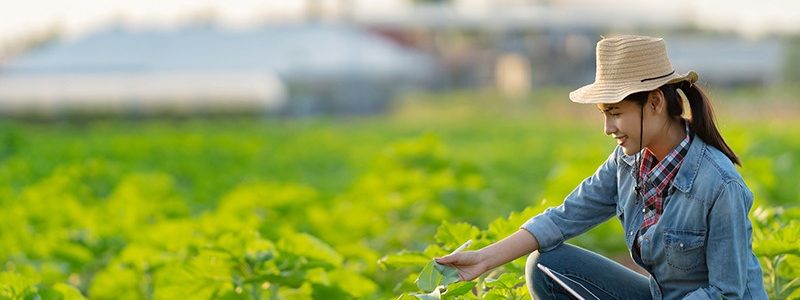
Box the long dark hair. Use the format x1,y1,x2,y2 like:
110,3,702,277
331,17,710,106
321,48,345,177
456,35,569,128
627,81,741,166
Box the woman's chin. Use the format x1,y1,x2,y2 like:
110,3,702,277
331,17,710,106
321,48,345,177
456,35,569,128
621,146,639,156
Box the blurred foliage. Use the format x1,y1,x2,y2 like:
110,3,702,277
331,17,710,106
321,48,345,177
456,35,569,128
0,88,798,299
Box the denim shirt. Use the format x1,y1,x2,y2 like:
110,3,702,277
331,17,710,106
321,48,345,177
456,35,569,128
521,135,767,299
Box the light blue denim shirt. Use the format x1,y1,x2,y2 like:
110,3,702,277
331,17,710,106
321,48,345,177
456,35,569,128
521,135,767,299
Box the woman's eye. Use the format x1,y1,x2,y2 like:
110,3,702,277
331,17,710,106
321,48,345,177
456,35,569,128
610,113,621,117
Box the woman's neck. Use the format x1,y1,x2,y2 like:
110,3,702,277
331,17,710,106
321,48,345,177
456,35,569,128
647,119,687,162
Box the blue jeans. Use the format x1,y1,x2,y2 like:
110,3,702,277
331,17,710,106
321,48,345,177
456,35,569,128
525,244,652,300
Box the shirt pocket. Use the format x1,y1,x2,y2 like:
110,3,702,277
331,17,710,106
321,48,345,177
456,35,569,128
664,228,706,271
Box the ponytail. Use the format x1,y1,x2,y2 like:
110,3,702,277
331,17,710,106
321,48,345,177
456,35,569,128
677,81,741,166
628,81,741,166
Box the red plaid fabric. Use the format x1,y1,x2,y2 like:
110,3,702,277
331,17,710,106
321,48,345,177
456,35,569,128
638,122,692,230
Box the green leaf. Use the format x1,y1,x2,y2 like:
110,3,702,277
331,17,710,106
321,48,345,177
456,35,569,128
779,255,800,279
277,233,343,269
89,265,146,299
0,272,38,299
485,273,521,290
379,251,431,269
486,205,545,240
481,290,509,300
754,222,800,257
416,261,444,292
423,244,447,258
413,288,441,300
434,221,479,249
52,243,94,267
51,283,87,300
327,269,378,298
515,285,531,299
37,287,64,300
441,281,476,299
38,283,88,300
433,262,461,286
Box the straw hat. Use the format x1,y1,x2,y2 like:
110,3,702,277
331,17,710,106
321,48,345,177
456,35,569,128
569,35,699,104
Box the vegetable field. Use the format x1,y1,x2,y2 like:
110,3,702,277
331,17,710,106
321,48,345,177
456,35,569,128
1,89,798,299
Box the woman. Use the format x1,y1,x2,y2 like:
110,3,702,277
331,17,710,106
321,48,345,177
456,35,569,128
435,35,767,299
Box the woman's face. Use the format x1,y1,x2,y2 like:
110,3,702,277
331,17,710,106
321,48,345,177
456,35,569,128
597,94,659,156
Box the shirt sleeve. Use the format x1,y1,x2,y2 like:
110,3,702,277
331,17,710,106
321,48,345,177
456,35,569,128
520,147,620,251
682,181,755,299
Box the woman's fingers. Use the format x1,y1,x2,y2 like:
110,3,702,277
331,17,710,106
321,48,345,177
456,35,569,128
434,255,454,264
435,253,483,281
436,251,479,266
435,252,463,264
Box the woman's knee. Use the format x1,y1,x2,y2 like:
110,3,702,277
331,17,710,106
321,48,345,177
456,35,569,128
525,245,575,298
525,251,550,297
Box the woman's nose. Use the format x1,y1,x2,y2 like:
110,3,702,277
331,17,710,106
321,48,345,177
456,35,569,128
604,118,616,136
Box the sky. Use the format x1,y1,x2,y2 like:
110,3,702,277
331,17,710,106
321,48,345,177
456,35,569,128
0,0,798,56
0,0,305,43
0,0,387,53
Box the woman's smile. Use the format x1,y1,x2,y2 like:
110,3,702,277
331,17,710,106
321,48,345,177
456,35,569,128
615,136,627,146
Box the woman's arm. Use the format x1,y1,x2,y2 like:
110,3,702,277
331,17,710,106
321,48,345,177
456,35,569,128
435,229,539,281
521,148,620,251
437,147,620,280
479,229,540,271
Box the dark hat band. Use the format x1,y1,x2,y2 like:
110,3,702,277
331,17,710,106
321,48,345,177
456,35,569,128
640,70,675,82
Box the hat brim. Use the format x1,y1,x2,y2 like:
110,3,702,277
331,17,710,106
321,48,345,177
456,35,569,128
569,71,698,104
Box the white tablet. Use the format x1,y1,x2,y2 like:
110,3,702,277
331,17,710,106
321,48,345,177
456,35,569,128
536,263,600,300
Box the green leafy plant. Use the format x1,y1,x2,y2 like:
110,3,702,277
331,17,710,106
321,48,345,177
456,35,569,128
752,206,800,300
384,208,547,300
1,93,798,299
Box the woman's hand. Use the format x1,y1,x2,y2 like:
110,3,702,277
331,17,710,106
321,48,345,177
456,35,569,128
434,250,488,281
434,230,539,282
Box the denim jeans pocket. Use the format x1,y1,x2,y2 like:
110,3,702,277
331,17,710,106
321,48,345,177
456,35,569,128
665,229,706,271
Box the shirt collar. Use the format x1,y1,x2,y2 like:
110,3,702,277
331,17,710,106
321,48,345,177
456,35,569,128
671,132,705,193
639,122,692,185
619,120,705,193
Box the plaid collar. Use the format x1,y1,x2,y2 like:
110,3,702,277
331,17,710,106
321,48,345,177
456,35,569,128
638,120,692,229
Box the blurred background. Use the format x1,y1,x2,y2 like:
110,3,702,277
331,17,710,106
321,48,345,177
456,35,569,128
1,0,799,116
1,1,799,299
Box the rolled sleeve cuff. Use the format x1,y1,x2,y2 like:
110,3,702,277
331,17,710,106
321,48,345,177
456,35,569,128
520,212,564,252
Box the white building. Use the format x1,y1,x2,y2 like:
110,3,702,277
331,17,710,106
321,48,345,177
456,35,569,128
0,23,437,116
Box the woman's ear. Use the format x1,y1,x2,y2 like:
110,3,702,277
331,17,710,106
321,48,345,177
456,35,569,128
648,89,665,113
